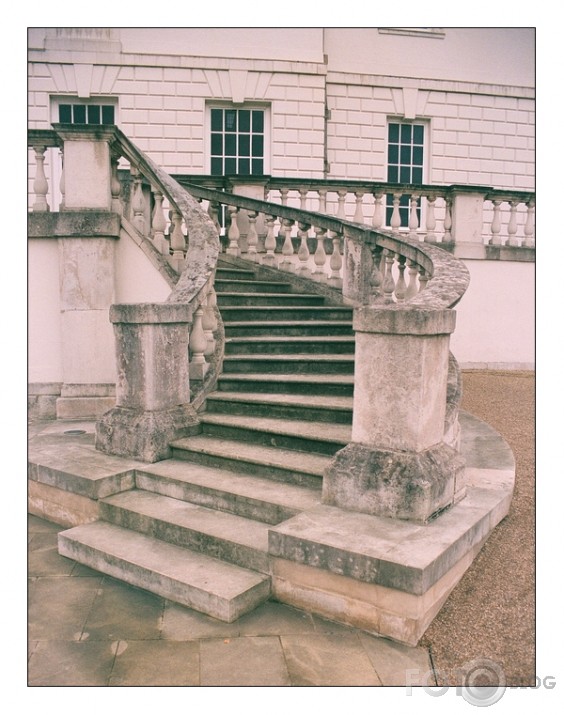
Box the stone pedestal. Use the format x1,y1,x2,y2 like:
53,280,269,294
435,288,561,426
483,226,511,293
323,305,466,523
450,186,490,259
95,303,198,462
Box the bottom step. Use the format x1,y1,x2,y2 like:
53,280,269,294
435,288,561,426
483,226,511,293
58,521,271,622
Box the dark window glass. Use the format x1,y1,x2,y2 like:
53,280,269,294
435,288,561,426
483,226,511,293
412,167,423,184
388,123,399,142
59,104,72,123
413,146,423,166
388,166,398,183
239,110,250,132
400,123,412,143
102,105,115,125
252,135,263,157
211,133,223,156
400,166,411,183
239,158,250,175
74,105,86,124
225,157,236,174
413,124,424,144
238,134,250,156
211,157,223,175
400,145,411,164
225,110,237,131
252,158,264,175
88,105,101,124
225,134,236,156
252,111,264,132
388,144,398,164
211,109,223,131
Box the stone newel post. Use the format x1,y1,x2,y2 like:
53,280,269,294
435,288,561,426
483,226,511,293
323,304,466,523
95,303,199,463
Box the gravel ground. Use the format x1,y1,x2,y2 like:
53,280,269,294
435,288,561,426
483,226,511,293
420,370,535,687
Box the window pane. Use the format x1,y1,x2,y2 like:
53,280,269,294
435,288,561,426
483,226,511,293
211,133,223,156
252,111,264,132
413,146,423,166
252,135,263,157
252,158,264,175
388,144,398,163
412,167,423,184
400,166,411,183
225,134,236,156
102,105,115,125
59,105,72,123
400,145,411,164
87,105,101,124
225,157,236,174
239,110,250,132
225,110,237,131
238,134,250,156
238,158,250,175
388,166,398,183
388,123,399,142
211,109,223,131
400,123,412,143
413,125,424,144
211,157,223,175
74,104,86,124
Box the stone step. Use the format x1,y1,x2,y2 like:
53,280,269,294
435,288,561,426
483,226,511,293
58,521,270,622
217,372,354,397
223,320,354,338
100,491,271,573
222,353,355,375
204,391,353,424
215,279,292,294
199,414,350,456
217,292,326,307
216,267,256,281
219,306,353,322
135,459,321,525
225,335,356,355
170,435,329,487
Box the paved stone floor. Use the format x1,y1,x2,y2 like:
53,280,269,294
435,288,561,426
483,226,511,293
28,514,433,687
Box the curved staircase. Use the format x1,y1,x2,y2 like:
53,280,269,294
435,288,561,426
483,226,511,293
58,258,355,621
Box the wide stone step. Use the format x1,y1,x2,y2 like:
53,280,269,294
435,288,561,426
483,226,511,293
58,521,270,622
217,372,354,396
135,459,321,525
219,306,353,322
199,414,350,456
100,491,271,573
204,391,353,424
215,279,292,294
171,435,329,486
223,320,354,337
222,354,355,375
216,267,256,281
217,292,326,307
225,335,356,355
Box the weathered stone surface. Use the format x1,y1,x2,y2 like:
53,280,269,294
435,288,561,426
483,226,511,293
322,441,466,523
96,404,199,462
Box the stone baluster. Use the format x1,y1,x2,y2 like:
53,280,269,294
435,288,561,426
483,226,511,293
59,149,65,210
390,192,402,235
382,250,396,302
353,191,365,224
418,267,429,292
408,194,419,239
328,232,343,289
262,214,278,267
490,200,502,245
277,188,289,243
297,222,311,276
506,200,519,246
336,189,347,220
312,226,328,282
279,218,295,271
299,188,308,212
405,260,420,300
202,286,216,359
425,195,437,242
189,303,209,380
443,197,452,242
394,255,408,302
207,201,221,236
226,206,240,255
151,189,169,254
170,209,186,270
318,188,327,214
369,246,384,301
32,145,50,212
246,210,259,261
372,192,384,230
131,168,146,233
523,200,535,247
110,152,123,214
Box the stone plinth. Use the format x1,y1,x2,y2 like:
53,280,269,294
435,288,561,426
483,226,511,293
323,304,464,523
450,186,490,259
96,302,199,462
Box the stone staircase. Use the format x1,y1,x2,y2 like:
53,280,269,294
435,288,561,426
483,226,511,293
58,258,355,622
